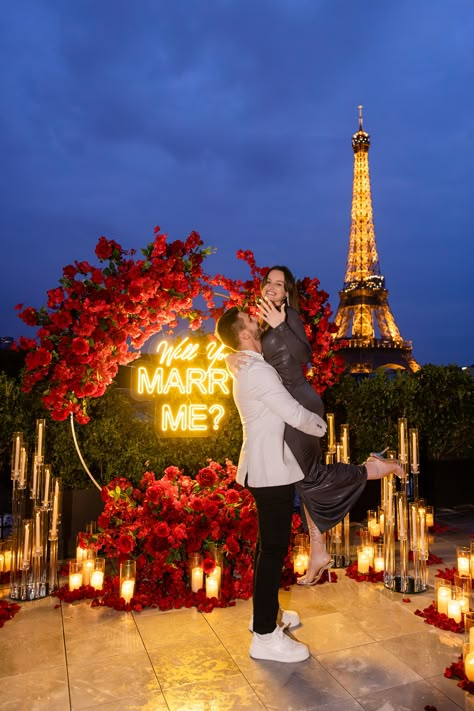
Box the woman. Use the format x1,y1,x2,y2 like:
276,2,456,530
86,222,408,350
255,266,403,585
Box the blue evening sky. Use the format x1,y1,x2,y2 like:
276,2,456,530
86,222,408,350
1,0,473,366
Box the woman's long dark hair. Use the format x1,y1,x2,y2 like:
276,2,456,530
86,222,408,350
261,265,301,313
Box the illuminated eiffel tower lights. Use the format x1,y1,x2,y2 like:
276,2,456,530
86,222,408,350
333,107,419,373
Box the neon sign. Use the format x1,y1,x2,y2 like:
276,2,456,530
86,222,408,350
133,337,230,437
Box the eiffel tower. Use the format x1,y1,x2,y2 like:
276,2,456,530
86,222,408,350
333,107,419,374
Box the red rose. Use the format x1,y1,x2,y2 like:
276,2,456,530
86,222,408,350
202,501,219,518
154,522,170,538
202,557,216,575
117,534,134,555
71,337,90,356
196,468,218,488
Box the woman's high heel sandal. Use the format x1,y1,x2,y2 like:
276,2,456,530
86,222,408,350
297,559,333,586
367,451,405,479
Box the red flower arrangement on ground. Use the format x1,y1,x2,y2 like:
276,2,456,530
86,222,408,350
414,603,464,634
444,656,474,695
345,561,384,583
53,459,308,612
0,600,21,628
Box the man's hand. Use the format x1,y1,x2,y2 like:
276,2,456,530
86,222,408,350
257,297,286,328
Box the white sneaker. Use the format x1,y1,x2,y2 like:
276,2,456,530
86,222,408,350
248,608,300,632
250,625,310,662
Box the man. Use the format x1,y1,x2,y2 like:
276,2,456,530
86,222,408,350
215,306,327,663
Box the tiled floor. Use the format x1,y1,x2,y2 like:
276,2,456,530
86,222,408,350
0,508,473,711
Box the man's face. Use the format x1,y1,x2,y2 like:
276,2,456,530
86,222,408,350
238,312,262,341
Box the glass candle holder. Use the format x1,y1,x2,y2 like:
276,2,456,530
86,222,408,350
374,542,384,572
470,541,474,579
465,612,474,645
359,527,372,547
367,510,380,538
447,595,462,624
119,559,136,604
2,539,12,573
357,545,370,574
435,579,452,616
292,545,309,575
69,560,83,591
205,571,220,598
294,533,309,550
463,642,474,682
188,552,203,593
425,505,434,529
76,535,89,563
457,547,470,577
81,551,96,587
208,543,223,590
90,557,105,590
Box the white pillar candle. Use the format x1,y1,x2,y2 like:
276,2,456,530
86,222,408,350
374,556,384,572
358,550,370,574
465,650,474,682
470,628,474,645
23,522,30,565
35,511,41,553
121,578,135,603
43,466,51,505
457,556,470,577
51,480,60,536
76,546,87,562
3,550,12,572
90,570,104,590
447,599,462,624
191,566,203,592
293,554,307,576
82,559,95,586
409,428,419,468
379,512,385,535
36,420,44,459
437,586,451,615
205,574,219,598
0,553,4,573
69,572,82,591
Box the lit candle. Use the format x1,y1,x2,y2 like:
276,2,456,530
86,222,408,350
398,418,407,463
82,559,95,586
205,574,219,598
51,484,59,537
293,554,308,576
36,420,44,459
90,570,104,590
457,555,470,577
358,549,370,574
470,628,474,645
191,566,203,592
12,433,21,477
121,578,135,603
465,650,474,682
471,554,474,579
69,572,83,591
374,556,384,572
4,550,12,572
425,509,434,528
35,511,41,553
409,428,419,468
327,413,335,452
213,564,222,588
43,466,51,505
76,546,87,562
459,595,469,614
0,553,4,572
31,456,38,499
341,425,350,463
379,512,385,535
364,544,375,567
19,447,27,487
23,522,30,565
447,599,462,624
437,586,451,615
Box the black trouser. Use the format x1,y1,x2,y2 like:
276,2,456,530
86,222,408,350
248,483,295,634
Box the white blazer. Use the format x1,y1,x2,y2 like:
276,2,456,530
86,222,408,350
232,351,327,487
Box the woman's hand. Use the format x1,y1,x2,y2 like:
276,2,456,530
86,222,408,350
226,352,250,375
257,297,286,328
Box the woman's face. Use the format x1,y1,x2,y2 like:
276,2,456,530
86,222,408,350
262,269,288,306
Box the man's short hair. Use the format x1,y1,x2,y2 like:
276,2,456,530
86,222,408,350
215,307,245,351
